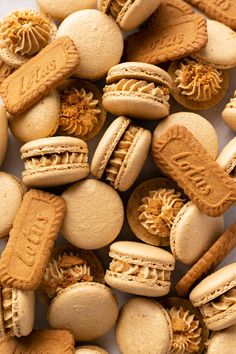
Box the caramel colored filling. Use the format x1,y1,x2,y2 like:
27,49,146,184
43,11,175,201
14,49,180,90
200,288,236,319
109,0,126,18
1,288,14,336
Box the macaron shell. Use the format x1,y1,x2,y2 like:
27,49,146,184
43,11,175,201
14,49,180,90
48,283,118,341
56,10,123,80
204,306,236,331
12,289,35,337
116,298,172,354
116,0,161,32
217,137,236,174
75,346,108,354
153,112,218,159
190,263,236,307
0,105,8,167
222,104,236,132
91,116,131,179
207,325,236,354
170,201,224,265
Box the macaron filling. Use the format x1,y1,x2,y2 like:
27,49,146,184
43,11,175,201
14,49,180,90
174,59,223,102
104,78,170,106
1,287,14,336
138,188,185,238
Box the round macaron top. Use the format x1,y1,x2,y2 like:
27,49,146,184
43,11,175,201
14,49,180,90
190,263,236,307
116,297,172,354
110,241,175,268
207,325,236,354
153,112,218,159
0,104,8,167
20,136,88,157
48,282,118,341
217,137,236,174
192,20,236,69
75,346,108,354
106,62,173,89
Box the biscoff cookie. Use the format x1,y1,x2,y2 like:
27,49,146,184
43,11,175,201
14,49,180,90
0,59,13,84
0,37,80,116
0,105,8,167
168,59,229,110
57,79,106,141
186,0,236,30
0,189,66,290
152,125,236,217
0,9,57,68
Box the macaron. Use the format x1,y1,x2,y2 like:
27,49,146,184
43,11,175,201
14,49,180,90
217,137,236,180
98,0,161,31
103,62,172,120
61,179,124,249
9,90,60,143
152,112,218,159
105,241,175,297
91,116,151,191
75,346,108,354
190,263,236,331
48,282,119,341
37,0,96,21
56,10,123,80
20,136,89,187
116,297,173,354
0,104,8,167
0,287,35,337
222,91,236,132
192,20,236,69
206,325,236,354
0,172,25,239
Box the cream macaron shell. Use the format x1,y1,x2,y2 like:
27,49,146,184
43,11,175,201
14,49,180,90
61,179,124,249
37,0,96,21
116,297,173,354
222,94,236,132
190,263,236,331
56,10,123,80
170,201,224,265
105,241,175,297
103,62,172,120
153,112,218,159
206,325,236,354
9,90,60,143
0,105,8,167
98,0,161,32
48,282,118,341
21,136,89,187
217,137,236,181
192,20,236,69
0,288,35,337
91,116,151,191
75,346,108,354
0,172,25,239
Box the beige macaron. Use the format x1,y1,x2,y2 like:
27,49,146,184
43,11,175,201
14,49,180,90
0,105,8,167
61,179,124,249
75,346,108,354
37,0,96,21
152,112,218,159
190,263,236,331
217,137,236,182
56,10,123,80
192,20,236,69
20,136,89,187
0,172,25,239
105,241,175,297
0,287,35,337
222,91,236,132
116,297,173,354
98,0,161,31
91,116,151,191
206,325,236,354
48,282,118,341
9,90,60,143
103,62,172,120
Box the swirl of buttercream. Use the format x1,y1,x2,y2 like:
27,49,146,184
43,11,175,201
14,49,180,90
175,59,223,102
200,288,236,319
138,189,185,237
169,306,202,354
0,10,53,56
59,87,101,139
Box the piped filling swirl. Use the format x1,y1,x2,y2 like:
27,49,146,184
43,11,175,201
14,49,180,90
1,287,14,336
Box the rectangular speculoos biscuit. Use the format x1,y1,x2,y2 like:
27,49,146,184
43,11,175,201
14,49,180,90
0,189,66,290
0,37,80,116
152,125,236,217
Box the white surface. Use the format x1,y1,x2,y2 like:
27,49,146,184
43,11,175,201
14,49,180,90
1,1,236,353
